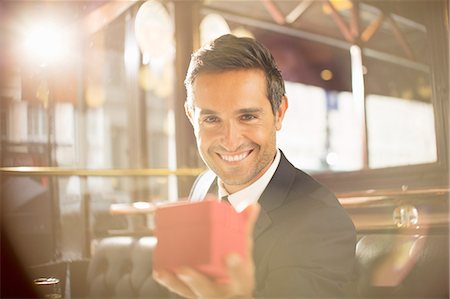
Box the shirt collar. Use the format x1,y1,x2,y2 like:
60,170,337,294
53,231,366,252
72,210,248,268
218,149,281,212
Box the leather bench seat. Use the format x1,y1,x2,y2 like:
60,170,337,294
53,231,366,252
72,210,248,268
87,237,169,298
355,234,448,298
87,234,449,298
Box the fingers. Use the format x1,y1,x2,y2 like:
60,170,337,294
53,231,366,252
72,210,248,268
224,203,259,297
153,204,260,299
176,267,227,298
153,270,196,299
226,254,254,297
154,268,229,299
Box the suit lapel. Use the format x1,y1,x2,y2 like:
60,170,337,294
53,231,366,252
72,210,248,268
253,152,297,240
253,208,272,238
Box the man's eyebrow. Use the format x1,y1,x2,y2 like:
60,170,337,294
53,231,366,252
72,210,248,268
199,109,217,115
198,108,263,115
238,108,264,114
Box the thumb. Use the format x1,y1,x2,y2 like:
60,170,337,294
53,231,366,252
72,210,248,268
226,253,254,296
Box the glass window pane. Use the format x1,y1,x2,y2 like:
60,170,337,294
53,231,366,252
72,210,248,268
279,82,364,172
327,91,364,171
367,95,437,168
278,82,327,171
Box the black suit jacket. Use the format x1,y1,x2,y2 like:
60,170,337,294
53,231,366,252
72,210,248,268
189,152,356,298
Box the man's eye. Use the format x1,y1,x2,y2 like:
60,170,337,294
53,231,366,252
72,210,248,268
203,116,219,123
241,114,256,121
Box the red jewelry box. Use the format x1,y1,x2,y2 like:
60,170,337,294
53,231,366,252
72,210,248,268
153,200,247,282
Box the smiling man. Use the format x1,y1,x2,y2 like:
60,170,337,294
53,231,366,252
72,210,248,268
189,68,284,196
153,34,356,299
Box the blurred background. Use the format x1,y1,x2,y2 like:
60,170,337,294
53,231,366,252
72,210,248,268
1,0,448,298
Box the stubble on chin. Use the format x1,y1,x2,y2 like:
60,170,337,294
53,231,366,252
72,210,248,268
217,160,268,190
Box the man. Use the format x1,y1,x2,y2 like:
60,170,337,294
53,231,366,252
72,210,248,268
153,34,356,298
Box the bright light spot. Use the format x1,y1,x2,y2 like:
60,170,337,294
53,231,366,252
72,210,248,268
320,69,333,81
350,45,365,111
142,53,150,65
322,0,353,14
231,26,254,39
135,0,174,61
132,202,152,209
23,22,69,67
200,13,231,46
326,152,339,166
362,65,368,75
124,38,140,70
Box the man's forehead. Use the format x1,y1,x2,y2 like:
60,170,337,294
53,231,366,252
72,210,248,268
193,106,263,114
191,70,267,97
188,69,271,112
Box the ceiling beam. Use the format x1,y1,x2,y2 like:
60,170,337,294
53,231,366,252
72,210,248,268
72,0,138,35
260,0,285,25
350,0,360,39
361,14,384,42
285,0,313,24
324,0,354,43
386,13,415,60
202,6,429,73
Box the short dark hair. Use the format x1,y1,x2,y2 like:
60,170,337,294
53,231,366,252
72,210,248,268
184,34,285,114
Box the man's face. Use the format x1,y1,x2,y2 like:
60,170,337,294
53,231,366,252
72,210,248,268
186,69,288,193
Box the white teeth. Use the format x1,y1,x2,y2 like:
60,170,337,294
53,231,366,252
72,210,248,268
221,152,249,162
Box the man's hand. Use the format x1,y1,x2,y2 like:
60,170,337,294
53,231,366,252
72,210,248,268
153,203,260,299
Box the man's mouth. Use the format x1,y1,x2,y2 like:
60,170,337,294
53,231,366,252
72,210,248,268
219,150,252,162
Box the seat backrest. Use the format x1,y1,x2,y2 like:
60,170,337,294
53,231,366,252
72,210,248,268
87,236,169,298
355,233,449,298
87,233,449,298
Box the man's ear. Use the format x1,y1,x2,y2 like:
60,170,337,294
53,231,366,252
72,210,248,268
184,101,194,126
275,96,288,131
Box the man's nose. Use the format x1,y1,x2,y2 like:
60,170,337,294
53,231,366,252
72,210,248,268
220,121,241,151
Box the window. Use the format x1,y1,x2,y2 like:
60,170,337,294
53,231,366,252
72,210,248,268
279,83,365,172
1,1,180,263
367,94,437,168
200,0,441,177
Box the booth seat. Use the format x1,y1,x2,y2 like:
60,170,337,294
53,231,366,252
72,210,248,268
355,233,448,298
86,234,448,298
87,237,169,298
